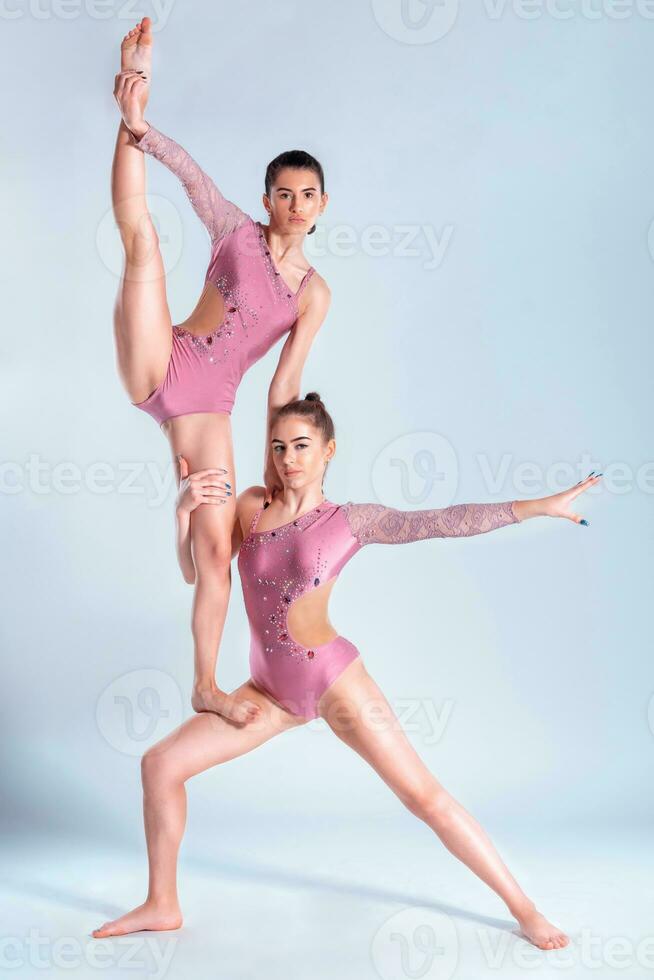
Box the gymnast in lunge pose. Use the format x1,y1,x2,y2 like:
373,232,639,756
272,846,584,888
92,393,603,948
111,18,330,723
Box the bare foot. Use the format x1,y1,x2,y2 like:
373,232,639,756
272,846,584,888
91,900,182,938
120,16,153,76
513,902,570,949
192,684,262,725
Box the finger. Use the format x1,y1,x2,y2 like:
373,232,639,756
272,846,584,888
200,494,228,505
190,467,229,479
176,455,189,480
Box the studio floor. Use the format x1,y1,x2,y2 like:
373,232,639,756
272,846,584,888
1,818,650,980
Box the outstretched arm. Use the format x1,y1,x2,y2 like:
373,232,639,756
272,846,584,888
341,471,602,546
127,122,250,244
341,500,520,545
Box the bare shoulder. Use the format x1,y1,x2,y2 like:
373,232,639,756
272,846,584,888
236,484,267,536
300,269,331,317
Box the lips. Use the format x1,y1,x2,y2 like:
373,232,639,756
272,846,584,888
289,218,305,223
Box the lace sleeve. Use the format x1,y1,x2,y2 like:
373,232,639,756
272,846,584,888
128,123,251,244
341,500,520,546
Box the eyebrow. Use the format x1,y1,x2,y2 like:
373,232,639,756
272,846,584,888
272,436,313,444
274,186,318,193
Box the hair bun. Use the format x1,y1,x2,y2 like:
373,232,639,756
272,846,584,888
304,391,323,404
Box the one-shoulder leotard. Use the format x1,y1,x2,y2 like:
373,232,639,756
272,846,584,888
127,124,316,426
237,498,521,719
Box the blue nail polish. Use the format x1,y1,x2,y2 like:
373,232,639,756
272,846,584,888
227,491,232,495
226,483,231,488
587,471,595,477
580,519,589,526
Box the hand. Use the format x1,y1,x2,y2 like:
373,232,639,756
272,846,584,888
219,694,262,727
175,455,231,515
529,471,603,525
263,456,283,506
113,68,149,136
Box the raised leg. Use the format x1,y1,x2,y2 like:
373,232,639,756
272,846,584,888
317,661,570,950
111,118,173,403
91,677,307,938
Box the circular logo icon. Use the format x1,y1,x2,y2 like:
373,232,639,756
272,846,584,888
96,193,184,280
371,431,459,509
96,669,184,756
370,906,459,979
371,0,460,44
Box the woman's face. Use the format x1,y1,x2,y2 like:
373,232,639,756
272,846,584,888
265,167,327,233
270,414,335,491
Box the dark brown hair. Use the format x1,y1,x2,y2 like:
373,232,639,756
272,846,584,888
264,151,325,235
271,391,335,443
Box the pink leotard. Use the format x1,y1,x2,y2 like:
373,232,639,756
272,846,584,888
127,124,316,426
237,497,521,719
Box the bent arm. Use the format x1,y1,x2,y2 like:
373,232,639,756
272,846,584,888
341,499,521,546
263,278,331,479
128,121,250,243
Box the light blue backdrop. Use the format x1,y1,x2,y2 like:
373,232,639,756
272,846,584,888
2,0,651,855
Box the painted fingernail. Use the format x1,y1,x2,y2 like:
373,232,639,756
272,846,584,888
597,472,603,476
227,491,232,495
580,519,590,526
226,483,231,488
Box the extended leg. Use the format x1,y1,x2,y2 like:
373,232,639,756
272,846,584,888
318,662,570,950
91,678,307,938
111,117,173,403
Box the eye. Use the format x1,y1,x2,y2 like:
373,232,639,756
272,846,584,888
272,445,284,453
295,443,309,450
304,192,314,198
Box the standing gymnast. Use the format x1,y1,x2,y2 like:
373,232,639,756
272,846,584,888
111,18,330,723
92,393,602,948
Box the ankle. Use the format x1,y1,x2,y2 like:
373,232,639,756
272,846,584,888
509,897,537,918
145,893,180,911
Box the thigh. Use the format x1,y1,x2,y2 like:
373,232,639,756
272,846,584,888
318,661,443,806
167,415,237,556
143,678,308,782
113,211,174,403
